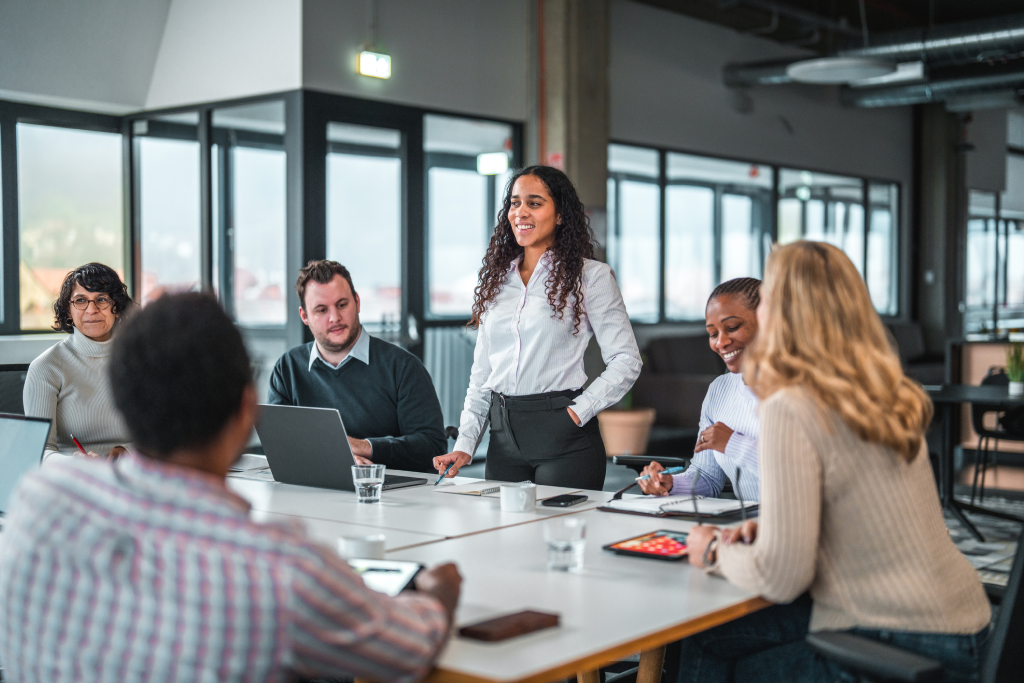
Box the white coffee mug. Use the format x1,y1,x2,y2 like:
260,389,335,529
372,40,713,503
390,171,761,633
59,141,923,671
500,482,537,512
337,534,386,560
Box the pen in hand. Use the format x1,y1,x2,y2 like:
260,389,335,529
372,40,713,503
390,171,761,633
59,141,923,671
635,466,685,482
70,434,88,456
434,460,456,486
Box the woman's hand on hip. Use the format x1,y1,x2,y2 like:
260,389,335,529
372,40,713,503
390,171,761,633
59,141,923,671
694,422,734,453
433,451,472,477
567,407,581,425
638,461,673,496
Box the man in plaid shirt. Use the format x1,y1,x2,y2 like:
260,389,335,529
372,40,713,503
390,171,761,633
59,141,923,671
0,293,461,683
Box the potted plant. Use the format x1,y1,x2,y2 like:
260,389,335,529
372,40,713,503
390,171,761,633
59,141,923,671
596,390,657,457
1008,342,1024,398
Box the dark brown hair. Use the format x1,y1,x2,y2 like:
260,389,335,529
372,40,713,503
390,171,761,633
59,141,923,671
53,263,132,333
295,260,357,309
470,166,596,334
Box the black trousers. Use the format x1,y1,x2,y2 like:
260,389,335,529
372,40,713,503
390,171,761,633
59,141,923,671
484,389,607,490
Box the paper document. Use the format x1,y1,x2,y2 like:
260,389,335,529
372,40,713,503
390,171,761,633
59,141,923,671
434,480,582,501
604,494,751,516
230,453,270,472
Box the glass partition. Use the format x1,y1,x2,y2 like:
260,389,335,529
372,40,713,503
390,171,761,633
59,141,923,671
17,124,123,329
326,122,403,329
212,100,286,326
425,114,513,318
867,182,899,315
136,113,201,305
778,169,865,275
609,144,660,322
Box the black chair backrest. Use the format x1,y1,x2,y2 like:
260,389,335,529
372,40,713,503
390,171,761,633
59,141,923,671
0,364,30,415
982,530,1024,683
971,371,1010,437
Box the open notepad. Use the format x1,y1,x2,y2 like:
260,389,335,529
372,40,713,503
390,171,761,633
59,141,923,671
601,494,756,518
434,480,582,501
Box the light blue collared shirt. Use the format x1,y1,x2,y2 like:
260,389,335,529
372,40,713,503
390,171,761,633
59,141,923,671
307,326,371,371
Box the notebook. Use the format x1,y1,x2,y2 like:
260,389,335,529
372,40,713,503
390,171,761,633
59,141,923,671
434,480,582,501
600,494,757,518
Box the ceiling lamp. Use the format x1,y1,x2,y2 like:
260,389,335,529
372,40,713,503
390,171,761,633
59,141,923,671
786,57,896,84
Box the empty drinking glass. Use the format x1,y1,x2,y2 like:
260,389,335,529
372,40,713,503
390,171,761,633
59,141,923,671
544,517,586,572
352,464,386,503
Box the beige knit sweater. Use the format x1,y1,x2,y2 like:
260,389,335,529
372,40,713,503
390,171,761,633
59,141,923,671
716,387,991,634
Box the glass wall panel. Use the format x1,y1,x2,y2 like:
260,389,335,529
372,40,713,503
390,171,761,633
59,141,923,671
965,191,998,329
609,144,659,179
137,114,200,305
425,114,513,317
326,123,402,328
17,124,123,329
721,194,756,282
868,182,898,315
608,144,660,321
778,168,866,274
665,185,713,320
212,101,287,325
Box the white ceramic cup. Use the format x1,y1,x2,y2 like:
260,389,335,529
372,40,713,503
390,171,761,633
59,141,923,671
337,534,386,560
500,482,537,512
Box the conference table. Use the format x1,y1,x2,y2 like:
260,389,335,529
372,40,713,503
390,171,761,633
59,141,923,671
926,384,1024,541
227,469,769,683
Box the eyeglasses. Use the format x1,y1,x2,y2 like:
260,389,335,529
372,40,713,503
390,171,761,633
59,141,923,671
71,296,113,311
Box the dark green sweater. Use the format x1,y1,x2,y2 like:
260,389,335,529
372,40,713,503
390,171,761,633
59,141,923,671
267,337,446,473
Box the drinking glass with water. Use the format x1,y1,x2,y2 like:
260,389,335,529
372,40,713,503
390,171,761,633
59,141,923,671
543,517,586,572
352,464,386,503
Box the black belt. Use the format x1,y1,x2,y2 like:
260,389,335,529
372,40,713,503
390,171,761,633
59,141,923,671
490,389,581,412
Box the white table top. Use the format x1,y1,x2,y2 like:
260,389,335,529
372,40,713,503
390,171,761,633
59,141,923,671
228,472,615,540
250,510,443,552
388,510,767,683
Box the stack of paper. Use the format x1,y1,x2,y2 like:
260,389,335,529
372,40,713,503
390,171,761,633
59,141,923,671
604,494,750,516
434,480,582,501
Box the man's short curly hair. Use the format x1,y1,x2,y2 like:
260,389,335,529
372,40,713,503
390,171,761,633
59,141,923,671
52,263,133,333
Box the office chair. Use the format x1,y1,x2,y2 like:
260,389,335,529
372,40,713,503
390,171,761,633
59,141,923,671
0,364,30,415
970,371,1024,505
806,528,1024,682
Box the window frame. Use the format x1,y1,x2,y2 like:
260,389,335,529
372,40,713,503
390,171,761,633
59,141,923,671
608,139,904,324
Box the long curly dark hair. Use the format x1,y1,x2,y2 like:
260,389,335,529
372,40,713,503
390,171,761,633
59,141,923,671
469,166,596,334
52,263,133,333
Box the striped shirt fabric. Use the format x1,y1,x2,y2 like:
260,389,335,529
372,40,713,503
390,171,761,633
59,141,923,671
0,453,449,683
454,254,642,457
669,371,761,502
23,330,132,462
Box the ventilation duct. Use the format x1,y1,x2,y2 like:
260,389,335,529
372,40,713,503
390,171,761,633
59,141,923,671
842,63,1024,108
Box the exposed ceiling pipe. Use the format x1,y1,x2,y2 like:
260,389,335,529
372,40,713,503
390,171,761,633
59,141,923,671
838,14,1024,68
723,13,1024,88
841,63,1024,107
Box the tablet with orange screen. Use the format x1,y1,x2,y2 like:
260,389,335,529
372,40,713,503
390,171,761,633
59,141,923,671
603,530,689,561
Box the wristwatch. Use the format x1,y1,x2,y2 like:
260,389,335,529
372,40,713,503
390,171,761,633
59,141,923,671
701,537,719,568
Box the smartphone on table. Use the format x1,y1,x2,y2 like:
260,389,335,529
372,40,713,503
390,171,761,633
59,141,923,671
542,494,588,507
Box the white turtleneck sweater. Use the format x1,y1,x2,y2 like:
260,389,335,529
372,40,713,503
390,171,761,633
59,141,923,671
23,330,132,462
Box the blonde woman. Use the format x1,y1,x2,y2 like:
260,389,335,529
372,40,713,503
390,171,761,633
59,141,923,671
682,242,990,683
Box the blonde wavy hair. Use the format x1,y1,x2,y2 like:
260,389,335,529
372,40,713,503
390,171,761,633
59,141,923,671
744,241,932,461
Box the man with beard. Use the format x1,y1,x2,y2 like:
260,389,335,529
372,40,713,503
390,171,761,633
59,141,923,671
268,260,446,473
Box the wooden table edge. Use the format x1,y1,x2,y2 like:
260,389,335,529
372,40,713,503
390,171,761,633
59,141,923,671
422,596,772,683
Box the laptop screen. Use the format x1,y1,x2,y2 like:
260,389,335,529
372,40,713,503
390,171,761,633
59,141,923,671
0,414,51,515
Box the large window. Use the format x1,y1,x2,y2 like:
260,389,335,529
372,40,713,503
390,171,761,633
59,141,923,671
425,114,513,318
965,151,1024,335
16,124,123,330
609,144,891,323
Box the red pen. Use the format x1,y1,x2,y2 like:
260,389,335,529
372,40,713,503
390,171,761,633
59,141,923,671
70,434,88,456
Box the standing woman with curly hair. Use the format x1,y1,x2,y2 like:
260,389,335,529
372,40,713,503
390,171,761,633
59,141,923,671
24,263,135,461
433,166,642,489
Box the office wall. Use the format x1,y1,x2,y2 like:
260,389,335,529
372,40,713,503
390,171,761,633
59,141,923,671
145,0,303,110
0,0,171,113
610,0,913,185
302,0,530,121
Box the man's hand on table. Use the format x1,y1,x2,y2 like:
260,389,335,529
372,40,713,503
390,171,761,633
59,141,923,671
348,436,373,464
415,563,463,625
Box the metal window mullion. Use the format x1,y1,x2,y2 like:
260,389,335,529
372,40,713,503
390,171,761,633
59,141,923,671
658,150,667,322
198,109,214,294
217,142,234,316
0,113,19,332
713,186,723,287
862,179,869,278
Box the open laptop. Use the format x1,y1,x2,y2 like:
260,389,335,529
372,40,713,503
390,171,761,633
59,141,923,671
0,413,52,526
255,404,428,491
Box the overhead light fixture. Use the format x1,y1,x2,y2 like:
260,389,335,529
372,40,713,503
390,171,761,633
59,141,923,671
477,152,509,176
796,186,812,201
786,57,896,85
358,50,391,79
849,61,925,88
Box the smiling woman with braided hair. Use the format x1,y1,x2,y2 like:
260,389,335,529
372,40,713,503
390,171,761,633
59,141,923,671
433,166,642,489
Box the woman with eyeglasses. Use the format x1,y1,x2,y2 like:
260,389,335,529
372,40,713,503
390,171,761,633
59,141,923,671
24,263,135,461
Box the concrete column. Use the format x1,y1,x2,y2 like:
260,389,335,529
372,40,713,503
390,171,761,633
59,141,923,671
915,103,967,355
538,0,609,248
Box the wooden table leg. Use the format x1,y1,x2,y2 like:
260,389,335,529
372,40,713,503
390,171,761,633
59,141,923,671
577,669,601,683
637,646,666,683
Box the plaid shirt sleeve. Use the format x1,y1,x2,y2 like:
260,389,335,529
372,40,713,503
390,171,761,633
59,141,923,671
285,544,450,683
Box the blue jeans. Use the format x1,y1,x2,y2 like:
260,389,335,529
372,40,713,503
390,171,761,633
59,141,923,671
677,594,989,683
